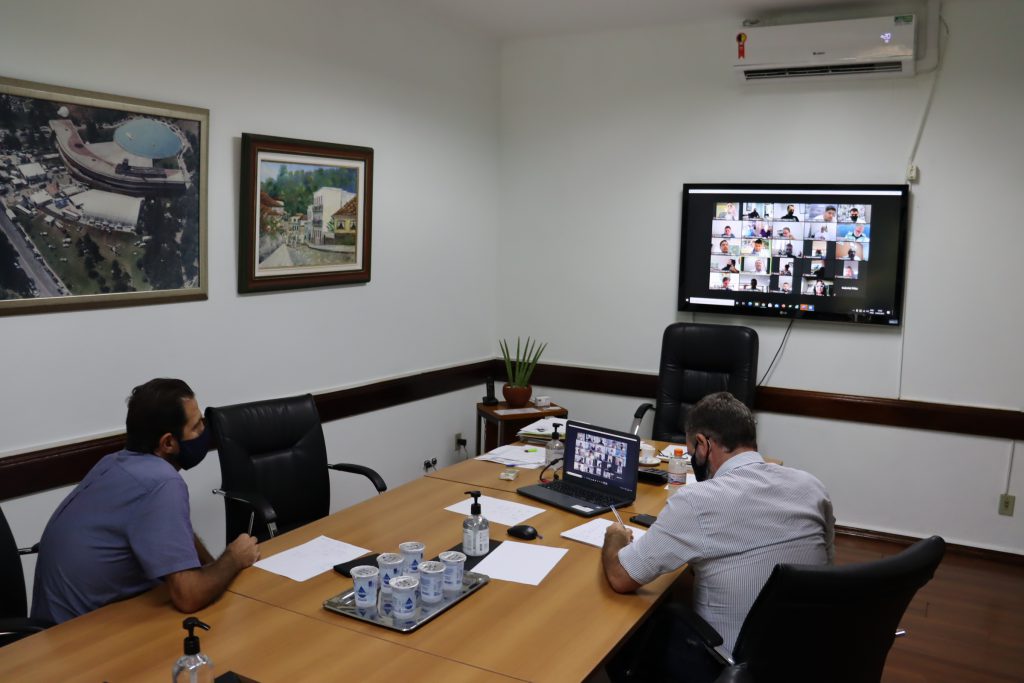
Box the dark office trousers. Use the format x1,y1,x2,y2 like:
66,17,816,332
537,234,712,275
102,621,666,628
607,600,724,683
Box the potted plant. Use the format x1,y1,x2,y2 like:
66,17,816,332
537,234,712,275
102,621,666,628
499,337,546,408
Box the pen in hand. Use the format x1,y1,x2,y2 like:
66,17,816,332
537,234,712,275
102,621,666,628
610,504,624,527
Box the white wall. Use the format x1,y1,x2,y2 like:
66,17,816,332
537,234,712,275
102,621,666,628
0,0,501,598
500,1,1023,552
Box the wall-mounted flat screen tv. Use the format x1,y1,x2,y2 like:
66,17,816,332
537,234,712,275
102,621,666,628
678,184,909,325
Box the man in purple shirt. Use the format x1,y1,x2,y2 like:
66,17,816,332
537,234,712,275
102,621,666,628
31,378,260,624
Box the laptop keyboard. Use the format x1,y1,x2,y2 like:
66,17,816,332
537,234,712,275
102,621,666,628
545,479,620,508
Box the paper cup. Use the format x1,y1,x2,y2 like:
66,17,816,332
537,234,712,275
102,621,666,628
377,552,405,593
418,560,445,604
439,550,466,594
390,575,419,620
399,541,425,577
350,565,379,608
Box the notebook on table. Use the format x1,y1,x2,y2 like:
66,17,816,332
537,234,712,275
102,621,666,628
517,420,640,517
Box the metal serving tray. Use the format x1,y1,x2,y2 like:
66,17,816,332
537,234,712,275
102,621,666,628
323,571,489,633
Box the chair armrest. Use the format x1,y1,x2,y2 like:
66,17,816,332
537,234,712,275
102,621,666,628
18,543,39,556
328,463,387,493
0,616,53,645
212,489,278,536
663,602,734,666
630,403,655,435
714,664,754,683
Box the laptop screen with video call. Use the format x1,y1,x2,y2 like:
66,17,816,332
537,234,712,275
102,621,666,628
562,421,640,499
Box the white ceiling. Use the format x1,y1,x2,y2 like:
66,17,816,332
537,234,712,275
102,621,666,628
406,0,895,39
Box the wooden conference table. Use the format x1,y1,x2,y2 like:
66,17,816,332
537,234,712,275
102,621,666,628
0,450,690,682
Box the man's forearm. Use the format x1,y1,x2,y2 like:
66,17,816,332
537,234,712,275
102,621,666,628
166,552,244,613
602,534,641,593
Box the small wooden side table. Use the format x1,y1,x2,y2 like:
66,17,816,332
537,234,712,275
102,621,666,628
475,401,569,455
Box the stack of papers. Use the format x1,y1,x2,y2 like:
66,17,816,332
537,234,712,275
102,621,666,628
517,417,568,444
476,444,546,469
560,518,648,548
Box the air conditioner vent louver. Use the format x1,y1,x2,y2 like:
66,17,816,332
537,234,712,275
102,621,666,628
743,61,906,81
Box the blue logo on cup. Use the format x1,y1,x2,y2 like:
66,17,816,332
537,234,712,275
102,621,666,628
411,559,419,571
357,587,366,598
404,598,414,609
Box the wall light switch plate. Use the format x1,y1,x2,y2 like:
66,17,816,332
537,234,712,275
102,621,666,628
998,494,1015,516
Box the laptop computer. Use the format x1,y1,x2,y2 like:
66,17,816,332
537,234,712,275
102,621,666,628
517,420,640,517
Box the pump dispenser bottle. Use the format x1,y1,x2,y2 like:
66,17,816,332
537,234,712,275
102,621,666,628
173,617,214,683
545,424,564,467
462,490,490,556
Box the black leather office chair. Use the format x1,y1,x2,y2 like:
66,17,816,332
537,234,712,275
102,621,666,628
680,535,946,683
631,322,758,442
0,506,52,647
206,394,387,544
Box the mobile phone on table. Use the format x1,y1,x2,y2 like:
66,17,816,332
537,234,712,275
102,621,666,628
629,513,657,528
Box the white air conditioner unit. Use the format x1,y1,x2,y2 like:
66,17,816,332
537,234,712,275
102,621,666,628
734,15,917,82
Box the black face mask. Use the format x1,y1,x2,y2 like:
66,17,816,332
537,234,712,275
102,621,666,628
691,437,712,482
175,429,211,470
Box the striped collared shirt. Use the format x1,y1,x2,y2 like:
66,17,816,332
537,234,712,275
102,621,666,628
618,451,835,654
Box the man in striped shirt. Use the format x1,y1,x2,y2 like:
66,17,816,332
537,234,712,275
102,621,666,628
602,391,834,682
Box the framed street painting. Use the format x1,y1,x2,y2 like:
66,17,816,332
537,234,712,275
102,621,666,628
238,133,373,293
0,76,207,315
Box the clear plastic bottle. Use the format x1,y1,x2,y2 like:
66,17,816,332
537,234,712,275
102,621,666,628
173,617,214,683
545,424,564,467
462,490,490,557
668,447,686,485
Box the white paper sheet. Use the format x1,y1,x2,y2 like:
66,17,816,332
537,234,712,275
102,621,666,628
445,495,545,526
471,540,568,585
476,444,546,468
253,535,370,582
560,518,648,548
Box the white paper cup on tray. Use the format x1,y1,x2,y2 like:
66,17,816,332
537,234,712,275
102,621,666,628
418,560,445,604
350,565,379,608
439,550,466,595
399,541,425,577
377,552,405,594
390,575,420,620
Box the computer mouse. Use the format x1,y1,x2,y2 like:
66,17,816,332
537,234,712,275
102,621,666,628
507,524,540,541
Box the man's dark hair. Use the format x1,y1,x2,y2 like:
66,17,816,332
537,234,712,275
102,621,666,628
685,391,757,451
125,378,195,454
826,205,837,212
753,238,763,245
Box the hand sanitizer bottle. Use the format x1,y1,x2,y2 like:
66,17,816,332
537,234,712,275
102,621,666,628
173,617,214,683
545,425,564,467
462,490,490,557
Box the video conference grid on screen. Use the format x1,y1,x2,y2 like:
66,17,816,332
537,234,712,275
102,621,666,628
568,430,630,487
679,186,908,325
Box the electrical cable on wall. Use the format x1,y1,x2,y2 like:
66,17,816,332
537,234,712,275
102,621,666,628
757,318,795,387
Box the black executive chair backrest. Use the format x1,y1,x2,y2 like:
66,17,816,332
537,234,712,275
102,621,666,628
725,535,946,683
652,322,758,443
207,394,331,544
0,506,28,620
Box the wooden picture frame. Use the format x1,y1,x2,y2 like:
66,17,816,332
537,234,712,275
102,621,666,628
0,76,207,315
238,133,373,293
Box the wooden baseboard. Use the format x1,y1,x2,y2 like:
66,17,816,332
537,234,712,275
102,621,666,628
835,525,1024,565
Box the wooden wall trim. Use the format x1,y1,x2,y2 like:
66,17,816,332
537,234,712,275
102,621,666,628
2,358,1020,502
530,362,1023,440
0,361,493,501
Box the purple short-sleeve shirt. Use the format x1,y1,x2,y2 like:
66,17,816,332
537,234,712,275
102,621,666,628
31,450,201,623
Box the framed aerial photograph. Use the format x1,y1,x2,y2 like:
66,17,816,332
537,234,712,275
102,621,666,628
0,76,207,315
238,133,373,293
